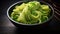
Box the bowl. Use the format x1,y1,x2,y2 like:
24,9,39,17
7,1,54,28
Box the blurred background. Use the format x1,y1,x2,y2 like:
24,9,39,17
0,0,60,33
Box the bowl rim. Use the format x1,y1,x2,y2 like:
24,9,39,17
7,1,54,26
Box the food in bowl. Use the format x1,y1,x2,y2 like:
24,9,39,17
10,1,51,24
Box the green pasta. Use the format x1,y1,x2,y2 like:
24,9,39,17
11,1,51,24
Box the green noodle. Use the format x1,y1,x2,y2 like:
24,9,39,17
11,1,51,24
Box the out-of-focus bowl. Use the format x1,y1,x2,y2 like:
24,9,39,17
7,1,54,28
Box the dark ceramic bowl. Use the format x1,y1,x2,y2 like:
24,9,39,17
7,1,54,28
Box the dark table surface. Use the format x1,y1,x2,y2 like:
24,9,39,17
0,0,60,33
